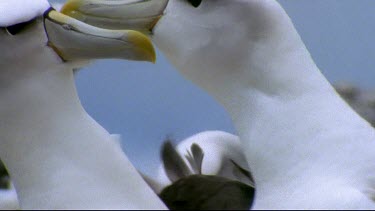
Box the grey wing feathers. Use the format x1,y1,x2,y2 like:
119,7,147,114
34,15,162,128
161,141,193,182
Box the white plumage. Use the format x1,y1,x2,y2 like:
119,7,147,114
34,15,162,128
0,0,164,209
151,1,375,209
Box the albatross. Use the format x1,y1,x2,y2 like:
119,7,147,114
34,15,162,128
156,131,254,192
0,0,166,209
62,0,375,209
155,131,255,210
140,131,255,209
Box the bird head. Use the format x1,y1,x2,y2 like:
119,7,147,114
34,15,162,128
0,0,156,80
60,0,297,95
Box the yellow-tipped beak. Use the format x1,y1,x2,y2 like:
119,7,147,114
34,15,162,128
45,9,156,63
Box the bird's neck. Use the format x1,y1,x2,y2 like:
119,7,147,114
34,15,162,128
207,18,375,187
0,66,164,209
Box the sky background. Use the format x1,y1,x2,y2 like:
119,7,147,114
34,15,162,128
53,0,375,176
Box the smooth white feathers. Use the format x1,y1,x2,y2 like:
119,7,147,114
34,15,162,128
0,0,50,26
151,0,375,209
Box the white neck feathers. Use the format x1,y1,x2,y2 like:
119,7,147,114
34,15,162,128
0,66,165,209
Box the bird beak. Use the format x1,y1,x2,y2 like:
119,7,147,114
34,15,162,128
44,8,156,63
60,0,169,34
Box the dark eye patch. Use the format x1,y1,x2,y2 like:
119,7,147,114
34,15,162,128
5,18,36,35
187,0,202,8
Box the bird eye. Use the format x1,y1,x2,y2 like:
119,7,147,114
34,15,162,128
187,0,202,8
5,18,36,35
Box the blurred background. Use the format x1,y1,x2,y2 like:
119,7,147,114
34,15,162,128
48,0,375,176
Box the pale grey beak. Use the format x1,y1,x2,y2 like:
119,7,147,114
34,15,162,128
60,0,169,34
44,9,156,62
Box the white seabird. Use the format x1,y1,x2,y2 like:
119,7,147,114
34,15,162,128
62,0,375,209
155,131,254,193
140,131,254,209
153,131,255,210
0,0,165,209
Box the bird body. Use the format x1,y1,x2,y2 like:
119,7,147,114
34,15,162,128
0,0,165,209
152,1,375,209
154,131,255,210
156,131,253,191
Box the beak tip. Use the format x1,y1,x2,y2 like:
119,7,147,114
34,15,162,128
146,49,157,64
144,51,156,64
127,30,157,63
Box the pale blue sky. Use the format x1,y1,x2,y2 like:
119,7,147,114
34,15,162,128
53,0,375,175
